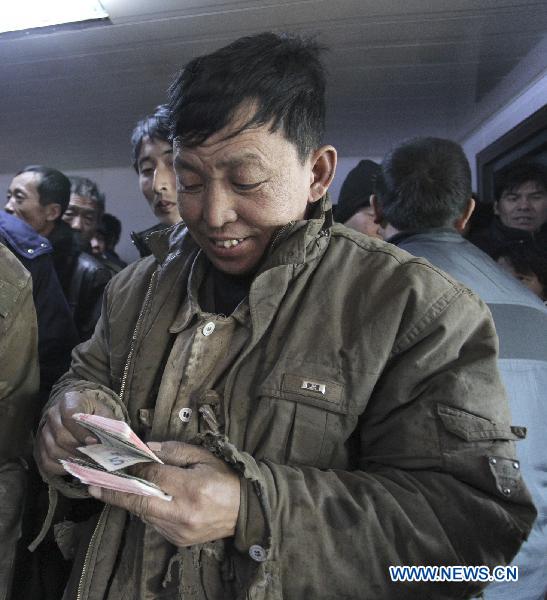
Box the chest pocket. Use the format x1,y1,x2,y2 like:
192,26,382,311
253,373,351,469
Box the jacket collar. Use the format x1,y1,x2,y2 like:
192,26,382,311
0,212,52,260
387,227,461,246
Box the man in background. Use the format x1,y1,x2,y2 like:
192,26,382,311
372,136,547,599
130,104,182,257
333,159,382,238
5,167,112,341
63,176,113,340
90,213,127,273
469,162,547,257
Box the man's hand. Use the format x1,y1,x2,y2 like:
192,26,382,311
35,390,118,477
88,441,241,547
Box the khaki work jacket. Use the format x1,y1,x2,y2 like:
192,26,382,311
43,201,536,599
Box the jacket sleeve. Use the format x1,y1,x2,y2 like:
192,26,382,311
213,282,537,598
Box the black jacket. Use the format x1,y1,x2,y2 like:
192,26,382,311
468,216,547,257
48,220,113,342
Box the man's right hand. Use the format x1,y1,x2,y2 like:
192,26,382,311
35,390,117,477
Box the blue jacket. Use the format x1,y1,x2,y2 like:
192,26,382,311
0,212,78,403
390,228,547,600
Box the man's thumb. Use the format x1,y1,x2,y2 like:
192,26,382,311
147,441,211,467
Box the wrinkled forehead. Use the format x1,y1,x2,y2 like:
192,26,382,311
69,194,100,213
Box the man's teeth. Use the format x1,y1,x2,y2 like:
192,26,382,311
215,239,245,248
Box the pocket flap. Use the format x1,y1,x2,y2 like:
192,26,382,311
258,373,347,414
437,404,523,442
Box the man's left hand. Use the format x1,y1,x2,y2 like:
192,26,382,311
88,441,240,547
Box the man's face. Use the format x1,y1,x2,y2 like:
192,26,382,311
344,205,382,239
137,137,180,226
174,117,318,276
62,194,100,245
495,180,547,232
5,171,51,235
90,231,106,257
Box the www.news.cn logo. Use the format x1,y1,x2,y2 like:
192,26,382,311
389,565,518,583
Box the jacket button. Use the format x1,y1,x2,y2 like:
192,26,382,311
489,457,497,465
249,544,267,562
203,322,215,336
178,408,193,422
513,461,519,469
40,243,48,248
27,248,34,254
503,488,512,496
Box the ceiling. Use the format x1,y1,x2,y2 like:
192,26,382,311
1,0,546,174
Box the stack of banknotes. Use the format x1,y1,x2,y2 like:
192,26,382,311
60,413,172,501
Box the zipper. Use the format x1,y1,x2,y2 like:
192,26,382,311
76,506,109,600
119,270,157,402
269,221,295,253
76,270,157,599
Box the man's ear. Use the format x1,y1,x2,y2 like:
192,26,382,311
45,203,62,222
454,197,475,233
370,194,383,224
308,145,337,203
493,200,500,216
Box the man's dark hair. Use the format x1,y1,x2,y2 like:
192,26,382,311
97,213,122,248
17,165,70,215
69,176,105,217
168,32,326,162
494,163,547,201
375,137,472,230
130,104,171,172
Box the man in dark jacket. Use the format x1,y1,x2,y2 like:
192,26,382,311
5,167,112,341
468,163,547,257
372,136,547,599
0,211,77,400
130,105,182,257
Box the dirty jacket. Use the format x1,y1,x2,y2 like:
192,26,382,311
44,201,536,599
390,228,547,600
0,241,39,461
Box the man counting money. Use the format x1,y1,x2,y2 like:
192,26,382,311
35,33,536,599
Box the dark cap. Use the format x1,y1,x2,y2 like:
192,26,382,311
334,160,381,223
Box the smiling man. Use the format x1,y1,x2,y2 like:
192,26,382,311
36,33,535,599
470,163,547,257
130,105,182,257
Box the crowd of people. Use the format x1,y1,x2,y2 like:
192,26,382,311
0,31,546,600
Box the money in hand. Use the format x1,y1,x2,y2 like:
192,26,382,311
60,413,172,501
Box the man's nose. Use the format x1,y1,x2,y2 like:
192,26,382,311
516,196,532,210
4,199,14,213
70,215,82,230
153,167,170,194
203,185,237,229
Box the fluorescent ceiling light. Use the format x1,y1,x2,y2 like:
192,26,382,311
2,0,109,35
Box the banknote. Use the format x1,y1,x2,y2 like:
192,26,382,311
61,458,172,501
60,413,172,501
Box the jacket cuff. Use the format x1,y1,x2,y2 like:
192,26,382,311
198,432,272,558
234,476,268,554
